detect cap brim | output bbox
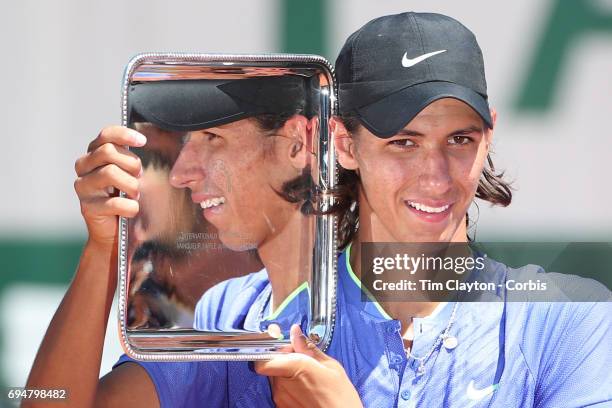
[355,81,492,138]
[129,79,255,131]
[129,76,312,132]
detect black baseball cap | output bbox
[128,75,316,132]
[336,12,492,138]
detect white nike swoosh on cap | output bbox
[401,49,447,68]
[466,380,499,401]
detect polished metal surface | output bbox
[118,53,338,361]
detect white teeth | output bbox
[200,197,225,209]
[408,201,450,214]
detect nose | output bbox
[417,148,452,196]
[169,140,205,189]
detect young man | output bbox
[256,12,611,407]
[25,12,610,408]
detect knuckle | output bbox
[294,362,314,381]
[99,165,111,178]
[80,201,92,217]
[99,142,115,156]
[101,163,119,178]
[73,178,82,194]
[74,157,83,174]
[294,368,309,381]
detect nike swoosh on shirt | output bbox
[401,50,447,67]
[466,380,499,401]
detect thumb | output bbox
[290,324,328,362]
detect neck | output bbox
[349,237,441,336]
[351,201,468,336]
[257,209,311,313]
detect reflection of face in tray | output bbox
[127,123,265,329]
[126,116,314,328]
[169,116,314,251]
[124,70,324,337]
[128,75,318,251]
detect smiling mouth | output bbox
[406,201,450,214]
[199,196,226,209]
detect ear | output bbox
[331,116,359,170]
[282,115,312,170]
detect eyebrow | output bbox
[396,129,425,137]
[448,125,484,136]
[204,126,223,132]
[396,125,484,137]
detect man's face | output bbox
[339,98,494,243]
[168,118,300,251]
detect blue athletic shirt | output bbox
[114,245,612,407]
[192,268,310,336]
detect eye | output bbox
[205,132,221,142]
[389,138,416,148]
[448,135,472,145]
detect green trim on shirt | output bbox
[263,281,310,321]
[345,242,393,320]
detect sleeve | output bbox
[113,354,229,408]
[534,302,612,407]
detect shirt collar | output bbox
[255,281,311,338]
[339,243,455,337]
[339,243,392,323]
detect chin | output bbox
[396,227,452,243]
[400,235,443,243]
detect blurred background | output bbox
[0,0,611,396]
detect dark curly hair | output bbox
[250,107,318,215]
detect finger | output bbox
[289,325,327,361]
[74,164,140,199]
[76,143,142,177]
[87,126,147,153]
[277,343,295,353]
[289,325,310,353]
[81,196,139,219]
[253,353,313,378]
